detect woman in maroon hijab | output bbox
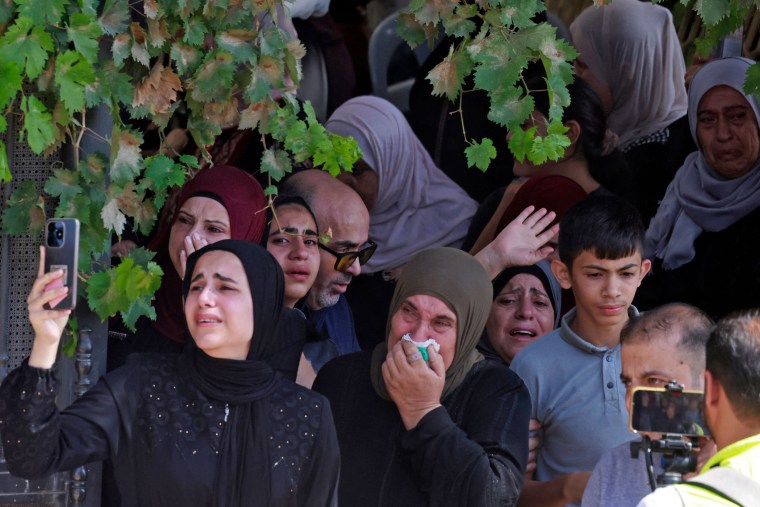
[109,165,268,366]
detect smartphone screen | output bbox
[43,218,80,310]
[629,387,710,438]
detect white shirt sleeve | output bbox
[636,486,685,507]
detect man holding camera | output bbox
[582,303,715,506]
[637,308,760,506]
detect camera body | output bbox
[629,382,709,490]
[43,218,80,310]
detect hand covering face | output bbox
[371,247,492,400]
[149,165,267,341]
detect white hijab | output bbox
[325,96,478,273]
[645,57,760,269]
[570,0,688,149]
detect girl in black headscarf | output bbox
[1,240,339,506]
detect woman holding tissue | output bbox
[313,247,531,506]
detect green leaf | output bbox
[261,148,292,181]
[190,51,235,103]
[54,50,97,113]
[313,133,362,176]
[488,87,534,129]
[0,17,54,79]
[120,295,157,331]
[0,140,10,182]
[0,60,21,110]
[143,154,187,208]
[465,137,497,172]
[443,4,478,38]
[395,12,427,47]
[87,257,163,323]
[99,0,130,36]
[183,16,208,46]
[695,0,730,25]
[44,168,82,201]
[67,12,102,64]
[19,95,55,154]
[187,116,222,150]
[507,124,536,163]
[110,127,144,184]
[264,184,278,196]
[170,42,202,76]
[13,0,67,25]
[3,179,46,234]
[744,62,760,97]
[216,29,257,62]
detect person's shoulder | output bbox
[635,485,685,507]
[510,329,563,370]
[312,350,371,394]
[466,359,526,395]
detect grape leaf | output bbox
[183,16,208,46]
[143,154,187,208]
[3,179,45,234]
[744,62,760,97]
[130,22,151,67]
[99,0,130,36]
[695,0,730,25]
[170,42,202,76]
[44,168,82,201]
[261,148,292,181]
[67,12,102,63]
[13,0,67,25]
[110,127,144,184]
[102,197,127,235]
[119,295,157,331]
[465,137,497,172]
[19,95,55,154]
[0,140,10,182]
[217,29,257,62]
[395,12,428,47]
[0,17,54,79]
[507,124,536,162]
[190,51,235,103]
[0,60,21,110]
[133,62,182,115]
[428,46,473,101]
[112,33,131,67]
[54,50,97,113]
[264,184,278,196]
[147,18,170,48]
[239,100,276,131]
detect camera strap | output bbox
[686,467,760,507]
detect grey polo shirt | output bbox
[511,307,638,504]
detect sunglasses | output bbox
[318,240,377,273]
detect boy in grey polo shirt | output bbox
[512,196,652,506]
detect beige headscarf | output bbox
[570,0,688,150]
[370,248,492,401]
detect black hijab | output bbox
[179,239,284,507]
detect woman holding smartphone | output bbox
[0,240,340,506]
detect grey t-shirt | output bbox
[583,437,662,507]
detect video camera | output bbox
[628,382,710,491]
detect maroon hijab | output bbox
[148,165,267,342]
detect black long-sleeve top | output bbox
[313,351,530,506]
[0,354,340,506]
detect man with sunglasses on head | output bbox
[282,169,373,372]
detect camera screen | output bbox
[630,388,710,438]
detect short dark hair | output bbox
[706,308,760,423]
[558,195,645,268]
[621,303,714,384]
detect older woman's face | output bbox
[184,250,253,360]
[169,197,231,275]
[266,204,320,308]
[387,294,457,369]
[486,273,555,364]
[697,85,760,179]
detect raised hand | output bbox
[27,247,72,369]
[475,206,559,279]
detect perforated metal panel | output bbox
[0,97,60,373]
